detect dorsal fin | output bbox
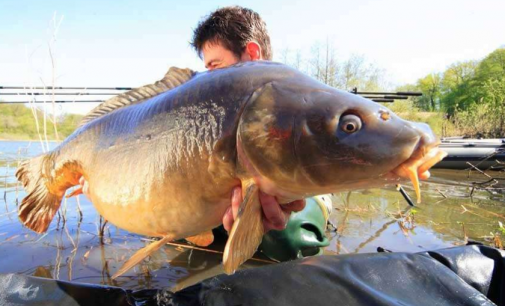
[79,67,196,126]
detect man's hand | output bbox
[78,176,90,198]
[222,186,306,233]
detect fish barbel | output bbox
[15,61,446,276]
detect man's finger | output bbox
[231,186,241,220]
[82,181,89,196]
[259,191,286,230]
[222,206,233,232]
[78,176,90,197]
[263,210,290,232]
[280,199,306,213]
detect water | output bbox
[1,140,504,291]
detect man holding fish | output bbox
[17,5,446,277]
[192,6,323,236]
[79,6,315,236]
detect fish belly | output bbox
[82,136,235,238]
[91,191,230,238]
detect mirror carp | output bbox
[15,61,446,277]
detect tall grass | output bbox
[387,99,504,138]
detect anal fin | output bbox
[112,235,173,279]
[223,179,264,274]
[185,230,214,247]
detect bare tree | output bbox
[279,47,290,65]
[281,39,388,92]
[336,54,386,91]
[293,49,303,71]
[310,42,323,81]
[309,40,339,87]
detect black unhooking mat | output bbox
[0,245,503,306]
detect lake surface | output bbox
[1,140,504,291]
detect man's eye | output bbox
[208,63,218,70]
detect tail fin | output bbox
[16,155,64,233]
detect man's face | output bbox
[202,40,256,70]
[202,41,240,70]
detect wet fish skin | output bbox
[237,77,433,200]
[17,62,295,237]
[15,61,443,274]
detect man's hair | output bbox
[191,6,273,61]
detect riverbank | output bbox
[0,104,82,142]
[0,134,61,142]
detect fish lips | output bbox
[385,124,448,203]
[388,141,448,182]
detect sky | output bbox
[0,0,504,114]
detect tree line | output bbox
[0,104,82,140]
[407,48,505,138]
[2,46,503,140]
[279,40,388,92]
[280,42,505,138]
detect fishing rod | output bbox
[362,95,409,100]
[0,86,132,90]
[0,100,105,104]
[351,88,422,96]
[0,86,129,104]
[0,98,399,104]
[0,86,121,103]
[0,97,400,104]
[350,87,422,103]
[0,86,128,103]
[369,98,394,103]
[0,92,122,96]
[0,86,423,104]
[355,91,422,96]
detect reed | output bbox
[21,13,65,149]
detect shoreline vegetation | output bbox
[0,104,82,141]
[1,47,504,141]
[283,45,505,139]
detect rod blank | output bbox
[363,95,409,100]
[371,98,394,103]
[355,91,422,96]
[0,100,105,104]
[0,92,121,96]
[0,86,132,90]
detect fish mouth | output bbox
[387,140,447,203]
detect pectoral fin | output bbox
[185,230,214,247]
[223,179,264,274]
[112,235,173,279]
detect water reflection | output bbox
[325,170,504,256]
[0,140,504,291]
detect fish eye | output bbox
[340,114,362,134]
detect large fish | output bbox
[16,61,446,276]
